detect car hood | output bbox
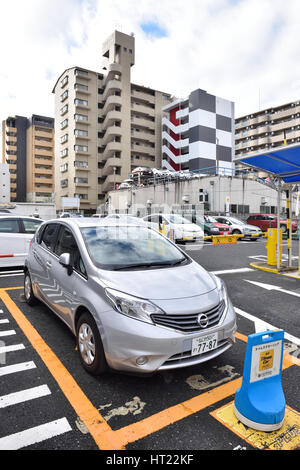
[244,224,260,231]
[97,261,216,300]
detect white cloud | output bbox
[1,0,300,123]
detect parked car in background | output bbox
[185,214,220,236]
[143,213,204,243]
[24,218,236,375]
[214,216,262,240]
[131,167,153,184]
[59,212,83,218]
[91,214,108,218]
[0,216,43,268]
[204,216,231,236]
[247,214,297,233]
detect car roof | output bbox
[0,214,43,220]
[42,217,146,228]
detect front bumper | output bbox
[97,300,237,374]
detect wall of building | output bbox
[108,176,293,217]
[0,163,10,203]
[7,202,56,220]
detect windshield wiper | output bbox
[112,258,186,271]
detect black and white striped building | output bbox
[162,88,235,173]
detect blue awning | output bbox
[235,143,300,183]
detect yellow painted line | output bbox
[3,286,23,291]
[211,403,300,450]
[250,263,300,279]
[0,289,113,450]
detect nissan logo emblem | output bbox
[197,314,209,329]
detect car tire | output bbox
[76,312,107,375]
[232,229,241,235]
[24,271,38,306]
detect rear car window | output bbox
[23,219,43,234]
[0,218,20,233]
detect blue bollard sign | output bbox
[234,330,286,432]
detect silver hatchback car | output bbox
[24,219,237,375]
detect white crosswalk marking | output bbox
[0,418,72,450]
[0,330,16,338]
[0,320,9,324]
[0,385,51,408]
[0,343,25,354]
[0,361,36,377]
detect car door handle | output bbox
[46,261,52,268]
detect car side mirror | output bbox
[59,253,73,275]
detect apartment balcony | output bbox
[131,129,155,143]
[74,181,90,188]
[99,173,120,193]
[34,140,53,149]
[34,167,53,174]
[34,129,53,139]
[131,89,155,105]
[34,176,54,185]
[102,79,123,102]
[33,186,54,193]
[100,157,123,177]
[74,83,90,95]
[103,63,122,86]
[271,118,300,133]
[131,142,155,157]
[131,156,156,167]
[102,141,122,161]
[101,126,122,146]
[102,94,122,116]
[34,149,53,158]
[34,157,53,167]
[131,101,155,117]
[101,109,122,132]
[75,69,91,81]
[131,115,155,131]
[9,163,17,171]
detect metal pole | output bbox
[277,185,281,271]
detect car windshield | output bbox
[205,216,218,223]
[167,215,191,224]
[81,225,187,270]
[228,218,245,225]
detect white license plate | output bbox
[191,333,218,356]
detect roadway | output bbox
[0,238,299,452]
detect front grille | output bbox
[151,300,225,333]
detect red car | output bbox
[247,214,297,233]
[204,215,232,235]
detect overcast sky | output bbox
[1,0,300,123]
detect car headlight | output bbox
[105,288,163,324]
[211,274,228,306]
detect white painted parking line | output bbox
[0,320,9,324]
[235,307,300,346]
[0,330,16,338]
[0,385,51,408]
[0,344,25,354]
[0,273,24,278]
[0,270,23,275]
[0,361,36,377]
[211,268,254,275]
[0,418,72,450]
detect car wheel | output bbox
[24,271,38,306]
[250,238,258,242]
[76,312,107,375]
[232,229,241,235]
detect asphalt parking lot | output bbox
[0,238,299,452]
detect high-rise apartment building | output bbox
[52,30,171,213]
[235,99,300,158]
[0,163,10,203]
[1,115,54,202]
[162,89,235,173]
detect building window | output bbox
[61,134,68,144]
[74,145,88,152]
[74,83,88,91]
[60,163,68,173]
[60,105,68,116]
[61,90,68,102]
[74,161,88,168]
[74,177,88,184]
[61,76,68,88]
[60,119,68,130]
[74,193,88,200]
[74,129,88,137]
[61,148,68,158]
[74,113,88,122]
[61,179,68,188]
[74,99,88,107]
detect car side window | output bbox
[22,219,42,234]
[40,224,59,252]
[0,218,20,233]
[54,226,87,277]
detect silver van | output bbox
[24,219,236,375]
